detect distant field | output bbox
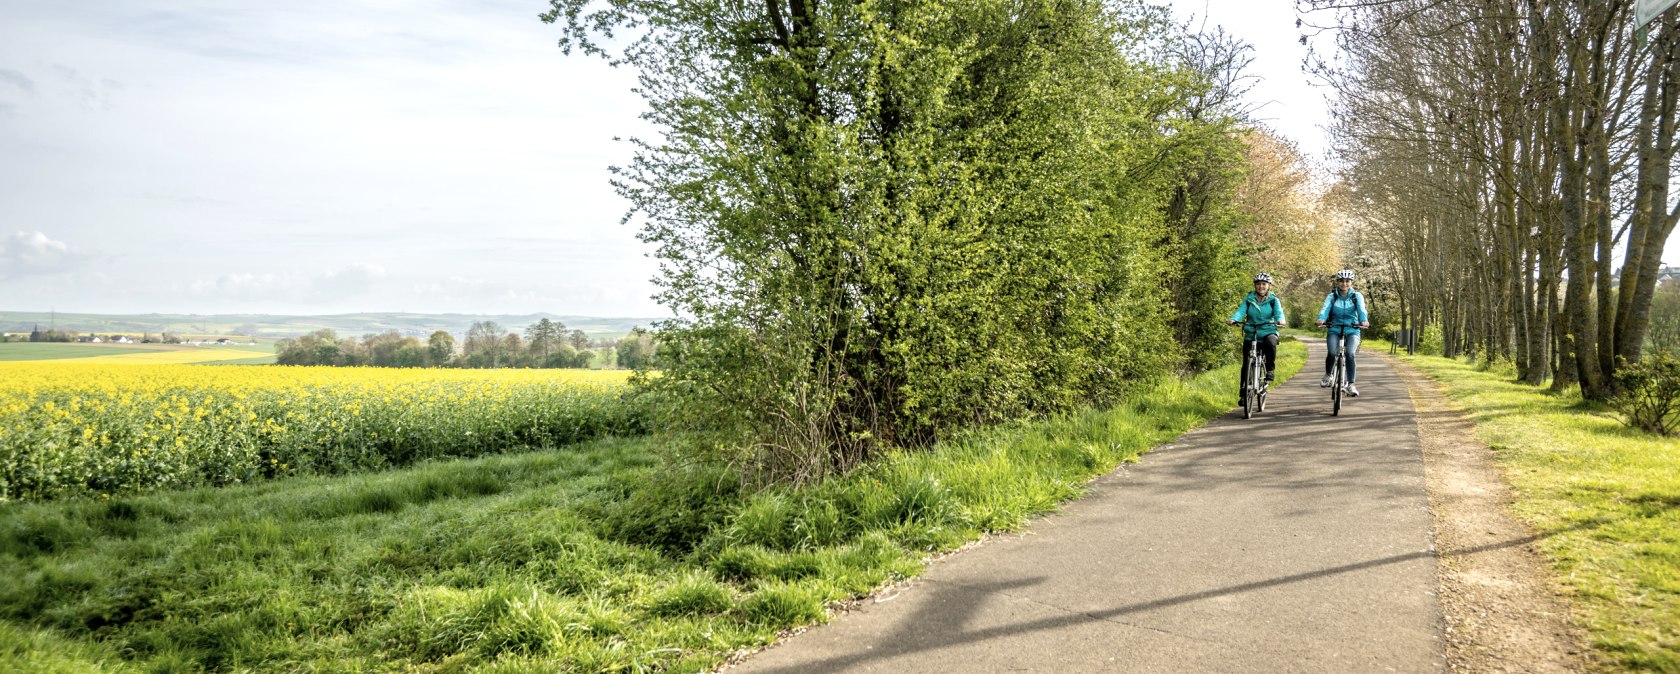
[0,342,275,364]
[0,343,173,362]
[0,311,662,340]
[202,355,280,366]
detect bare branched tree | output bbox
[1300,0,1680,399]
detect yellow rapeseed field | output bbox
[0,363,641,501]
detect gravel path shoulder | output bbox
[1384,351,1596,672]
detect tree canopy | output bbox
[546,0,1267,481]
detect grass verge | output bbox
[1397,353,1680,671]
[0,342,1303,672]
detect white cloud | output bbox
[186,271,300,298]
[411,275,543,305]
[0,230,94,280]
[47,64,118,112]
[0,69,35,94]
[186,263,387,303]
[312,262,386,298]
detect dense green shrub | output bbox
[1612,353,1680,436]
[547,0,1252,483]
[1418,323,1445,356]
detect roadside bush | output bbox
[1612,353,1680,436]
[560,0,1247,484]
[1418,323,1444,356]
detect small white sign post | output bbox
[1639,0,1680,30]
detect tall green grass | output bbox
[1400,353,1680,671]
[0,342,1303,672]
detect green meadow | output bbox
[0,341,1304,672]
[0,342,277,365]
[1400,353,1680,671]
[0,343,174,362]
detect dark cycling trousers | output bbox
[1242,334,1279,381]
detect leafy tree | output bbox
[1648,283,1680,355]
[616,327,658,370]
[275,329,345,366]
[525,318,565,364]
[391,343,429,368]
[1232,129,1340,284]
[427,330,455,366]
[546,0,1252,482]
[501,333,528,367]
[362,330,421,367]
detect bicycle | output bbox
[1233,321,1280,419]
[1320,322,1366,416]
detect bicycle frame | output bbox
[1238,323,1270,419]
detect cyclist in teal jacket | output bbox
[1315,269,1370,396]
[1228,273,1285,384]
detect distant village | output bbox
[0,325,253,346]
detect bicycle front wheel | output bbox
[1331,360,1343,416]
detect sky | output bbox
[0,0,1328,317]
[1165,0,1333,161]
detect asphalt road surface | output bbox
[731,339,1446,673]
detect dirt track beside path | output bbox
[1385,351,1595,672]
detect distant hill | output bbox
[0,311,666,340]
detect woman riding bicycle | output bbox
[1228,273,1285,384]
[1316,269,1371,397]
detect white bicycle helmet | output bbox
[1253,272,1273,283]
[1335,269,1355,280]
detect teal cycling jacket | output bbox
[1230,291,1285,339]
[1317,289,1369,332]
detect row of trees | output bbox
[1304,0,1680,400]
[458,319,598,368]
[274,319,625,369]
[545,0,1276,481]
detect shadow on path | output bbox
[748,516,1608,674]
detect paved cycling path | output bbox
[731,340,1446,673]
